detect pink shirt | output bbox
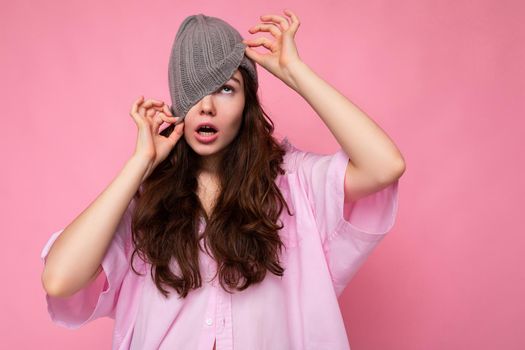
[41,137,399,349]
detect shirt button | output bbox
[206,318,213,326]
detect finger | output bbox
[156,104,178,123]
[140,102,161,116]
[259,14,290,31]
[159,112,178,123]
[243,37,275,53]
[146,107,158,119]
[130,95,144,115]
[142,99,164,108]
[162,103,174,117]
[157,113,177,134]
[140,100,164,118]
[153,113,164,132]
[158,115,180,134]
[172,118,185,127]
[130,96,146,123]
[248,23,282,38]
[242,41,267,64]
[169,120,185,142]
[283,9,300,33]
[142,106,160,120]
[153,112,163,124]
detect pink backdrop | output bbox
[2,0,524,349]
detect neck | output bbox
[199,149,225,175]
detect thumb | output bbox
[168,122,184,144]
[244,46,263,66]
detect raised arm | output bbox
[41,155,149,297]
[243,10,406,202]
[42,96,184,297]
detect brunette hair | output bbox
[128,66,293,299]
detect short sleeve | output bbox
[291,142,399,297]
[40,200,135,329]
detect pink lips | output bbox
[194,130,219,144]
[195,122,219,144]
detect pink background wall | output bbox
[2,0,523,349]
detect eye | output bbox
[218,84,235,94]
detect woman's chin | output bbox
[190,143,223,156]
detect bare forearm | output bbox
[287,61,405,180]
[42,155,150,297]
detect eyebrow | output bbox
[229,76,242,86]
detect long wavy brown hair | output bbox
[128,66,294,299]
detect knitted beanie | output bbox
[168,14,258,122]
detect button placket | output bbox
[215,289,224,334]
[203,281,217,331]
[215,289,233,349]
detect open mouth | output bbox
[194,124,219,144]
[196,125,218,136]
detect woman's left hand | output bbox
[242,9,303,90]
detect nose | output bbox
[198,94,216,116]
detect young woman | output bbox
[41,10,405,350]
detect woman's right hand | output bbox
[129,95,184,180]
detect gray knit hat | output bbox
[168,14,258,122]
